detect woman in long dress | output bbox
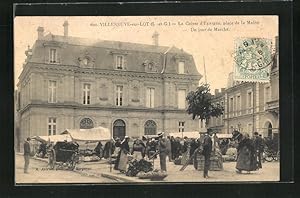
[132,139,145,161]
[235,133,258,173]
[118,136,130,173]
[113,138,121,170]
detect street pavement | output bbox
[15,154,116,184]
[15,154,279,183]
[79,158,280,182]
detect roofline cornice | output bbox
[18,62,201,82]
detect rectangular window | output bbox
[233,96,236,116]
[247,91,253,108]
[49,49,57,63]
[177,89,186,109]
[178,61,185,74]
[48,80,57,103]
[116,85,123,106]
[229,98,233,112]
[237,95,241,115]
[83,83,91,105]
[146,88,155,108]
[179,121,185,132]
[116,55,124,69]
[48,117,56,135]
[247,90,253,114]
[265,86,271,103]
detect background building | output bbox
[15,21,202,150]
[208,37,279,138]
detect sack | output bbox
[197,145,204,155]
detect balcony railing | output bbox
[266,99,279,112]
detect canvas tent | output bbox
[168,131,232,139]
[169,131,200,139]
[61,126,111,142]
[31,134,72,143]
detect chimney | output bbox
[63,20,69,37]
[221,88,225,93]
[215,89,219,96]
[152,31,159,46]
[37,26,44,40]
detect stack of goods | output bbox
[222,147,237,162]
[126,159,153,177]
[195,150,223,171]
[79,149,100,162]
[174,156,182,165]
[81,155,100,162]
[137,169,168,181]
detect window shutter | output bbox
[45,48,49,63]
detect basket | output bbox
[137,171,168,180]
[195,154,223,171]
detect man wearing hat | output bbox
[157,132,167,172]
[23,137,31,173]
[253,132,264,169]
[202,130,213,178]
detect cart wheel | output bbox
[69,153,77,170]
[264,151,273,162]
[48,149,56,170]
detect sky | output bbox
[14,16,278,91]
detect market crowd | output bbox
[27,129,274,179]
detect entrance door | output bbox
[267,122,273,138]
[113,119,126,140]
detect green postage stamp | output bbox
[233,37,273,82]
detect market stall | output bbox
[31,134,73,158]
[61,126,111,162]
[168,131,200,139]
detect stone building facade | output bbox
[15,21,202,149]
[208,37,279,138]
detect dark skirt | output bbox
[236,146,257,171]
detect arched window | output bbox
[80,118,94,129]
[144,120,157,135]
[113,119,126,140]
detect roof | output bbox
[27,33,201,76]
[43,34,188,54]
[61,126,111,142]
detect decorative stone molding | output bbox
[77,50,95,68]
[142,60,158,73]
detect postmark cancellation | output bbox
[233,37,273,83]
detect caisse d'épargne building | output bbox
[15,21,202,149]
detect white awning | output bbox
[61,126,111,142]
[168,131,232,139]
[31,134,72,143]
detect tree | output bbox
[186,84,224,123]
